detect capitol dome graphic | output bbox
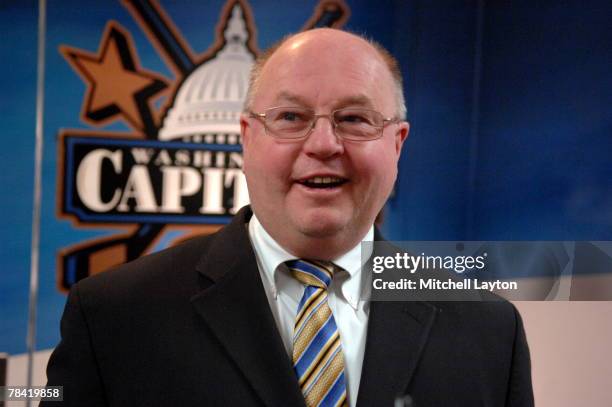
[159,4,255,144]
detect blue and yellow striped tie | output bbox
[286,259,348,407]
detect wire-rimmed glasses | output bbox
[249,106,398,141]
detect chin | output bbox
[294,210,349,238]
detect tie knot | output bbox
[285,259,336,289]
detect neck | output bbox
[268,224,371,261]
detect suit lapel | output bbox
[191,208,306,407]
[356,300,437,405]
[356,231,438,406]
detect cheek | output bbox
[244,142,296,190]
[382,156,399,188]
[359,152,399,204]
[359,145,399,183]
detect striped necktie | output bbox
[286,259,348,407]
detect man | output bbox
[44,29,533,406]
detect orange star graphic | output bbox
[60,22,168,134]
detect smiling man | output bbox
[239,29,408,406]
[44,29,533,407]
[241,29,408,260]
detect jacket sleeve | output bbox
[505,305,535,407]
[41,284,107,407]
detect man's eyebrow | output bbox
[276,92,310,106]
[275,92,374,109]
[335,95,374,109]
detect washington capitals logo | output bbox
[56,0,350,292]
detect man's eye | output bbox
[342,115,363,122]
[280,112,298,121]
[338,114,370,124]
[276,111,307,122]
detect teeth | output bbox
[307,176,343,184]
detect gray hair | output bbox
[243,30,407,121]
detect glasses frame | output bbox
[248,106,399,141]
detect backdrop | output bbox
[1,0,610,364]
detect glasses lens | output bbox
[333,108,384,140]
[265,107,313,138]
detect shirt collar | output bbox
[248,213,373,310]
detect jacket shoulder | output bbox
[75,232,216,304]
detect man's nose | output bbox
[302,115,344,158]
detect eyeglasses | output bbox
[249,106,398,141]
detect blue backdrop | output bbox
[1,0,611,355]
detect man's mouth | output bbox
[297,176,348,189]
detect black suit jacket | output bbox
[44,206,533,406]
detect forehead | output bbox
[254,32,396,112]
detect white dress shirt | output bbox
[248,214,372,407]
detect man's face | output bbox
[241,30,409,259]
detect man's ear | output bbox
[395,121,410,156]
[240,113,251,149]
